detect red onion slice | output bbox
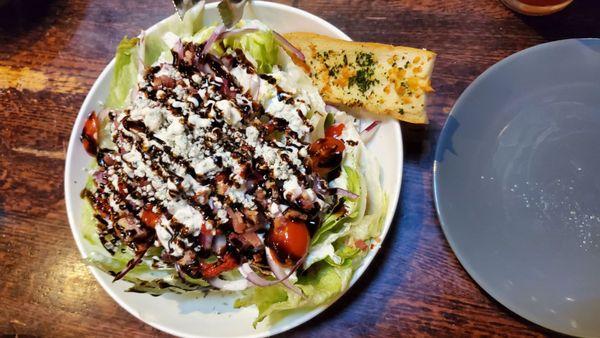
[93,170,107,185]
[201,63,215,76]
[360,120,381,143]
[334,188,359,200]
[202,25,226,56]
[265,247,303,297]
[238,263,280,287]
[238,250,306,288]
[361,120,381,133]
[219,28,259,40]
[200,232,213,251]
[137,30,146,75]
[208,277,250,291]
[174,39,185,60]
[220,77,238,99]
[325,104,340,113]
[248,74,261,100]
[273,31,305,61]
[212,235,227,255]
[312,177,329,196]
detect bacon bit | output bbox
[243,209,260,225]
[298,193,314,211]
[215,172,229,195]
[102,153,116,166]
[254,188,269,208]
[355,239,368,251]
[152,75,177,88]
[153,75,176,89]
[252,252,264,265]
[227,208,246,233]
[228,232,261,251]
[184,50,194,64]
[308,137,345,176]
[194,189,210,205]
[81,111,99,156]
[117,182,128,195]
[140,205,161,228]
[200,253,238,279]
[92,196,111,219]
[283,208,308,221]
[177,250,196,266]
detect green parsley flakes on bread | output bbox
[284,32,436,124]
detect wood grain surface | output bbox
[1,0,598,336]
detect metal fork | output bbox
[172,0,248,27]
[171,0,203,20]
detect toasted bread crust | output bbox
[283,32,436,124]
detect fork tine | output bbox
[172,0,202,20]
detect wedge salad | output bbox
[80,4,386,325]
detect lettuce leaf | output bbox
[105,37,139,109]
[234,262,352,326]
[105,2,205,109]
[224,30,279,73]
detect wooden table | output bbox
[1,0,597,336]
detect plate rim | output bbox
[64,1,403,337]
[433,38,600,336]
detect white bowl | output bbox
[64,2,403,337]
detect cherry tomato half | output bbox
[140,205,162,228]
[200,253,238,279]
[81,111,99,156]
[267,217,310,265]
[325,123,345,138]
